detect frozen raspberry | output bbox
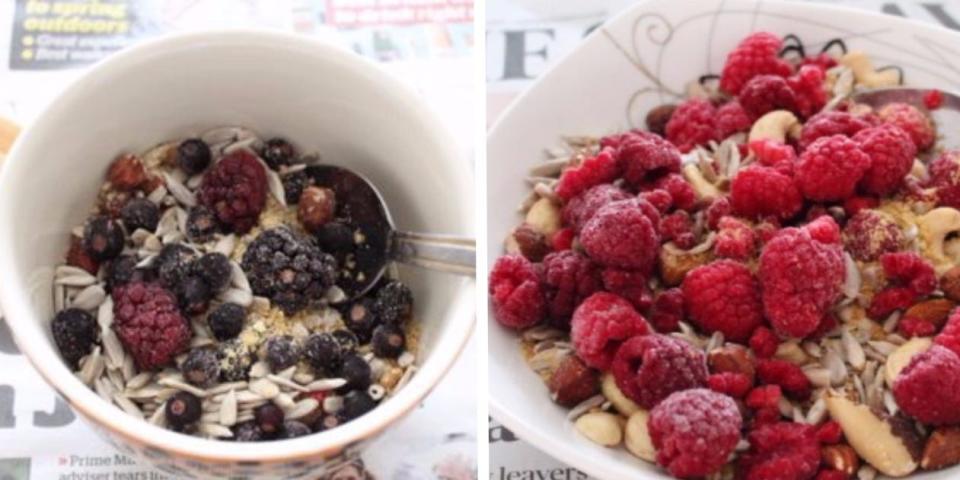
[731,165,802,220]
[749,140,796,172]
[648,389,742,478]
[738,75,798,119]
[843,196,880,217]
[801,53,837,71]
[716,100,753,138]
[651,173,697,212]
[868,287,917,320]
[489,255,545,329]
[757,359,812,400]
[551,227,574,251]
[853,124,916,196]
[841,209,905,261]
[750,326,779,358]
[752,407,782,426]
[808,313,839,341]
[927,150,960,209]
[720,32,793,95]
[759,219,845,338]
[787,65,827,119]
[541,251,601,324]
[570,292,651,370]
[799,111,871,150]
[746,384,782,409]
[612,334,707,408]
[935,308,960,358]
[816,420,843,444]
[649,288,684,332]
[555,149,621,201]
[581,199,660,271]
[715,216,757,260]
[601,268,653,311]
[665,98,719,153]
[738,422,820,480]
[198,149,267,234]
[805,214,842,244]
[683,260,763,342]
[795,135,871,201]
[925,89,945,109]
[877,102,935,151]
[112,282,191,370]
[815,470,848,480]
[892,345,960,425]
[899,316,938,339]
[561,184,630,232]
[659,211,696,249]
[706,197,732,230]
[613,130,682,187]
[639,189,673,214]
[881,252,936,296]
[754,220,780,244]
[708,372,753,398]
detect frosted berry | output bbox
[82,216,125,262]
[373,280,414,325]
[241,227,337,315]
[554,149,621,201]
[648,389,742,478]
[731,165,802,220]
[877,102,935,151]
[651,173,697,212]
[371,324,405,358]
[853,124,916,196]
[181,348,221,388]
[665,98,719,153]
[749,326,779,358]
[649,288,684,332]
[207,303,245,341]
[612,130,681,187]
[720,32,793,95]
[580,198,660,271]
[198,149,267,234]
[738,74,798,118]
[112,282,191,370]
[570,292,651,370]
[892,345,960,425]
[339,391,378,421]
[185,205,220,242]
[120,198,160,232]
[193,252,232,293]
[339,354,372,392]
[541,250,601,324]
[795,135,870,202]
[165,392,202,428]
[611,334,707,409]
[716,100,752,138]
[304,333,343,374]
[561,184,630,232]
[264,335,301,372]
[176,138,211,175]
[738,422,820,480]
[757,358,812,400]
[682,260,763,342]
[51,308,98,368]
[261,137,296,170]
[715,216,757,260]
[489,254,545,329]
[842,209,905,261]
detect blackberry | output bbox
[264,335,301,372]
[82,216,125,261]
[156,243,196,288]
[331,329,359,352]
[254,403,285,436]
[185,205,220,242]
[241,227,337,315]
[371,324,405,359]
[280,421,311,439]
[105,255,146,291]
[233,421,263,442]
[176,275,212,315]
[343,298,379,343]
[282,170,313,205]
[339,354,371,392]
[177,138,212,175]
[181,348,220,387]
[120,198,160,232]
[193,252,232,293]
[314,221,354,253]
[261,138,296,170]
[303,333,343,374]
[217,339,255,381]
[374,281,413,324]
[51,308,98,368]
[338,391,377,421]
[165,392,202,427]
[208,303,246,341]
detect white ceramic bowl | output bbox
[0,30,474,479]
[488,1,960,478]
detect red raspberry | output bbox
[738,75,798,119]
[867,287,917,320]
[755,219,780,244]
[757,359,812,400]
[720,32,793,95]
[541,251,601,324]
[738,423,821,480]
[750,326,779,358]
[659,211,696,249]
[555,149,621,201]
[648,389,742,478]
[612,334,707,408]
[731,165,802,220]
[651,173,697,211]
[749,140,796,172]
[570,292,651,370]
[843,196,879,216]
[717,100,752,138]
[715,216,757,260]
[841,209,905,261]
[581,199,660,271]
[665,98,719,153]
[708,372,753,398]
[198,150,267,234]
[787,65,827,119]
[801,53,837,70]
[683,260,763,342]
[746,384,782,409]
[551,227,574,251]
[881,252,937,296]
[601,268,653,311]
[799,111,871,150]
[853,124,916,196]
[804,215,842,244]
[561,184,630,232]
[898,316,938,339]
[927,150,960,209]
[489,255,545,329]
[816,420,843,444]
[112,282,191,370]
[795,135,871,202]
[759,219,845,338]
[935,308,960,358]
[752,407,782,426]
[892,345,960,425]
[614,130,682,187]
[808,313,839,341]
[639,189,673,214]
[877,102,935,151]
[649,288,684,332]
[816,470,848,480]
[925,89,945,109]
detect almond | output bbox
[708,344,756,382]
[885,337,933,388]
[941,266,960,302]
[822,444,860,476]
[548,356,599,408]
[921,426,960,470]
[107,153,147,191]
[825,395,918,477]
[903,298,955,329]
[601,372,640,416]
[658,244,713,286]
[574,411,622,447]
[624,409,656,462]
[525,197,561,237]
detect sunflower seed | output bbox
[521,326,566,342]
[219,390,237,426]
[802,341,822,359]
[56,265,93,279]
[163,172,196,207]
[285,398,319,420]
[157,378,206,397]
[221,288,252,307]
[207,382,247,396]
[325,286,347,304]
[201,126,258,152]
[803,367,832,388]
[121,354,136,381]
[566,394,604,420]
[842,328,866,370]
[174,207,188,235]
[304,378,347,391]
[866,341,896,356]
[265,167,286,207]
[705,331,724,352]
[155,388,180,403]
[235,390,265,403]
[806,398,826,424]
[842,252,861,300]
[101,328,124,369]
[135,254,157,269]
[124,386,165,400]
[78,348,104,386]
[882,311,901,333]
[249,378,279,399]
[214,235,237,257]
[199,423,233,438]
[883,390,899,416]
[792,405,805,423]
[148,404,167,427]
[55,284,65,312]
[528,158,570,177]
[267,374,307,393]
[293,371,315,385]
[56,273,97,287]
[94,377,114,401]
[249,361,269,379]
[274,393,296,410]
[113,393,144,419]
[126,372,153,390]
[822,348,847,386]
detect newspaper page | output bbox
[486,0,960,478]
[0,1,475,479]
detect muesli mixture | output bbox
[51,127,417,441]
[491,32,960,479]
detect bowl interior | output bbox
[487,0,960,478]
[0,31,474,460]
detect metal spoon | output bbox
[305,164,475,299]
[850,87,960,149]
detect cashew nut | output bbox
[748,110,801,143]
[917,207,960,274]
[624,410,656,462]
[525,197,561,237]
[602,373,640,416]
[574,411,623,447]
[840,51,900,88]
[682,163,721,201]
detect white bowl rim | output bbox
[0,28,476,462]
[487,1,960,479]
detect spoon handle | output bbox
[390,231,475,276]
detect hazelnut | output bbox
[107,153,147,191]
[941,266,960,302]
[645,104,676,136]
[822,444,860,476]
[922,426,960,470]
[512,223,549,262]
[298,186,336,232]
[658,243,713,286]
[548,356,599,408]
[708,344,756,382]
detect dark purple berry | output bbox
[280,421,311,439]
[181,348,220,388]
[208,303,245,341]
[338,391,377,421]
[193,252,232,293]
[82,216,125,261]
[338,354,371,392]
[261,138,295,170]
[264,335,301,372]
[185,205,220,242]
[254,403,285,436]
[282,170,313,205]
[303,333,342,374]
[233,421,263,442]
[156,243,195,288]
[165,392,202,427]
[315,221,354,253]
[241,227,337,315]
[344,298,379,343]
[177,138,211,175]
[51,308,97,368]
[371,324,405,359]
[374,281,413,324]
[177,275,212,315]
[106,255,146,291]
[120,198,160,232]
